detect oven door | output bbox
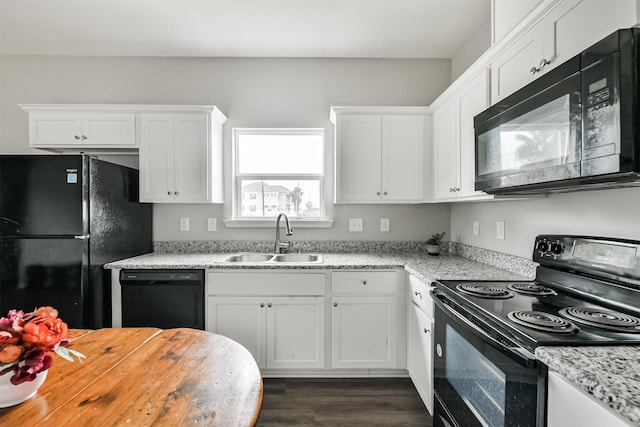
[474,58,582,194]
[432,290,546,427]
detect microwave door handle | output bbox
[433,292,537,368]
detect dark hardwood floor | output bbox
[256,378,433,426]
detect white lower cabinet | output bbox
[206,272,325,370]
[330,271,405,370]
[547,371,631,427]
[407,274,434,414]
[331,295,397,369]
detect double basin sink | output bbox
[222,253,323,264]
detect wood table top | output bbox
[0,328,263,426]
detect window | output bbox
[234,128,325,219]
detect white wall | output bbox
[0,55,452,242]
[450,187,640,258]
[451,16,491,81]
[492,0,542,43]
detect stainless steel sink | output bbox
[220,253,323,264]
[272,253,322,263]
[222,253,275,263]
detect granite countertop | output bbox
[104,252,530,283]
[536,346,640,426]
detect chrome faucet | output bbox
[274,213,293,253]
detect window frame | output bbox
[232,128,326,221]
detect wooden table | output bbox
[0,328,263,426]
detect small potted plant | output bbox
[426,232,446,256]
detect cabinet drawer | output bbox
[207,272,325,296]
[409,275,433,319]
[331,271,397,294]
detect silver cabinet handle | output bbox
[383,191,388,196]
[74,135,81,140]
[167,191,172,195]
[81,135,87,140]
[267,302,272,308]
[333,302,338,307]
[362,280,367,285]
[530,58,551,74]
[376,191,381,196]
[175,191,179,195]
[260,303,265,308]
[423,328,430,334]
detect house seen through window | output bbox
[234,128,325,219]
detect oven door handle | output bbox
[432,290,537,368]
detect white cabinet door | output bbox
[173,114,210,203]
[433,99,459,200]
[457,69,489,198]
[547,371,631,427]
[408,306,434,415]
[139,114,175,202]
[81,114,135,146]
[543,0,637,69]
[266,296,325,369]
[335,114,382,202]
[491,23,546,102]
[382,115,425,202]
[28,112,135,147]
[139,113,213,203]
[331,295,397,369]
[207,296,267,369]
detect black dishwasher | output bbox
[119,270,205,330]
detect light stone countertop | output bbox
[104,251,531,283]
[536,346,640,426]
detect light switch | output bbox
[496,221,505,240]
[179,217,190,232]
[380,218,390,232]
[473,221,479,236]
[349,218,363,232]
[207,218,217,232]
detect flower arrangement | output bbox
[0,307,85,385]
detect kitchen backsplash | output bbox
[449,241,537,278]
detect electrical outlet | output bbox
[207,217,217,232]
[473,221,479,236]
[179,217,190,232]
[380,218,390,232]
[496,221,505,240]
[349,218,363,232]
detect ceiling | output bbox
[0,0,491,58]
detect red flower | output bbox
[21,316,68,352]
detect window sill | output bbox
[223,218,334,229]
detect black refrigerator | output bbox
[0,154,152,328]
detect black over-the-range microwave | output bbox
[474,27,640,195]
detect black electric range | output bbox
[434,235,640,354]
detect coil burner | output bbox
[507,311,578,333]
[558,307,640,333]
[456,283,514,299]
[507,283,557,296]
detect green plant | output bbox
[427,232,446,246]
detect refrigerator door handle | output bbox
[74,235,90,240]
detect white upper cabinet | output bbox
[21,105,136,150]
[139,106,226,203]
[331,106,429,204]
[491,0,637,102]
[433,69,491,201]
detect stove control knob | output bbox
[550,242,564,255]
[536,241,549,252]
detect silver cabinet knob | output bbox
[333,302,338,307]
[376,191,381,196]
[175,191,179,195]
[260,303,265,308]
[81,135,87,140]
[167,191,172,195]
[267,302,272,308]
[383,191,388,196]
[423,328,430,334]
[362,280,367,285]
[74,135,80,140]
